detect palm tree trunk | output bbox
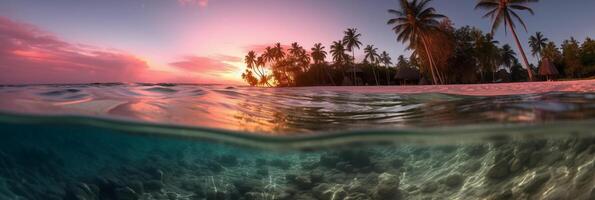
[325,65,336,86]
[506,16,534,81]
[420,36,439,85]
[385,65,390,85]
[352,52,356,86]
[372,64,379,86]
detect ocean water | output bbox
[0,83,594,200]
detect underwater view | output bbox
[0,83,594,200]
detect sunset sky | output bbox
[1,0,594,84]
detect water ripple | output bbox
[0,83,593,135]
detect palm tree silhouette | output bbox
[311,43,335,85]
[500,44,517,70]
[380,51,393,85]
[364,45,380,85]
[330,40,351,84]
[529,32,548,59]
[343,28,363,85]
[330,40,348,65]
[475,0,538,81]
[387,0,445,85]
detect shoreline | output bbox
[274,79,595,96]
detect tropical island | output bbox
[241,0,595,87]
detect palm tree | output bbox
[245,51,257,70]
[311,43,335,85]
[245,51,270,86]
[255,56,272,86]
[387,0,445,85]
[311,43,327,64]
[529,32,548,59]
[364,45,380,85]
[380,51,393,85]
[330,40,348,65]
[500,44,517,69]
[272,43,286,61]
[475,0,538,81]
[263,47,275,64]
[343,28,363,85]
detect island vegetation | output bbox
[242,0,595,87]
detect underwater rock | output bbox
[256,168,268,177]
[294,175,315,190]
[520,172,550,194]
[255,158,267,166]
[310,170,325,183]
[207,161,224,173]
[127,181,144,195]
[573,138,593,154]
[146,168,164,182]
[573,161,594,187]
[487,160,510,179]
[442,173,465,189]
[509,158,523,173]
[319,150,373,172]
[114,187,139,200]
[488,189,513,200]
[64,183,98,200]
[269,159,291,170]
[465,145,488,157]
[181,179,204,196]
[391,158,405,169]
[373,172,401,200]
[313,183,347,200]
[215,155,238,167]
[421,182,438,194]
[143,180,164,192]
[301,161,319,170]
[205,186,239,200]
[233,179,263,195]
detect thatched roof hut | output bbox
[394,66,420,81]
[538,58,559,76]
[345,66,363,73]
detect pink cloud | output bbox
[178,0,209,7]
[0,16,169,84]
[212,54,242,62]
[170,56,237,73]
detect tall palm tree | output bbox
[475,0,538,81]
[330,40,348,65]
[529,32,548,59]
[255,56,272,87]
[364,45,380,85]
[245,51,270,86]
[245,51,257,70]
[311,43,335,85]
[343,28,363,85]
[380,51,393,85]
[311,43,327,64]
[263,47,275,64]
[272,43,286,61]
[387,0,445,85]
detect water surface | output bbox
[0,83,594,200]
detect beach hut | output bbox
[538,58,559,81]
[394,66,420,85]
[343,67,364,85]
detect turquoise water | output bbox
[0,84,594,199]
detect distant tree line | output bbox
[241,0,595,87]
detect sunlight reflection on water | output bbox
[0,83,594,135]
